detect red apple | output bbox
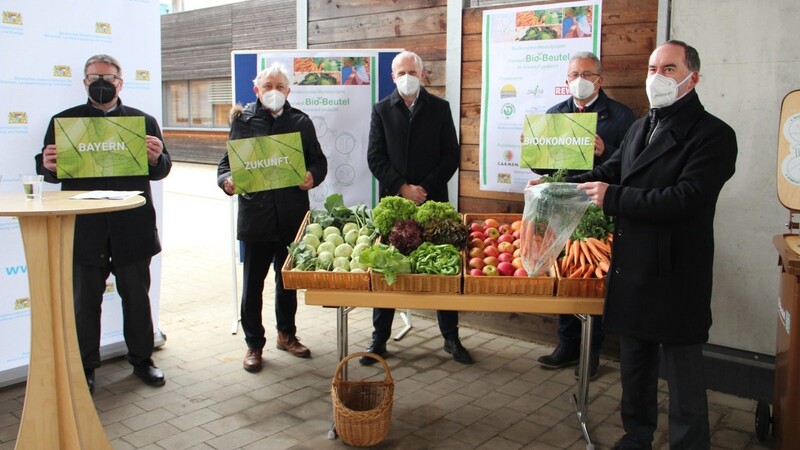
[512,257,524,269]
[469,257,485,270]
[498,252,514,264]
[482,265,499,276]
[470,231,486,241]
[513,248,522,258]
[469,247,485,259]
[512,230,521,239]
[513,267,529,277]
[469,238,485,250]
[470,222,484,233]
[497,261,515,276]
[485,227,500,239]
[483,237,497,248]
[484,245,500,258]
[497,234,515,244]
[498,224,511,235]
[512,238,521,249]
[469,268,484,276]
[483,256,498,267]
[484,218,500,229]
[497,241,514,254]
[511,220,523,232]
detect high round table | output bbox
[0,191,145,449]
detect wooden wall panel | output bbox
[308,6,448,46]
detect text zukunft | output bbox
[523,136,592,146]
[244,156,290,170]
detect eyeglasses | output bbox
[567,72,600,80]
[85,74,120,83]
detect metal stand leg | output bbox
[229,196,240,335]
[393,309,413,340]
[329,306,354,440]
[570,313,595,450]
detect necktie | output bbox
[577,106,585,113]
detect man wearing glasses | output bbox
[535,51,635,379]
[35,54,171,394]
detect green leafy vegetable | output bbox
[413,201,460,227]
[309,193,373,231]
[571,204,614,240]
[421,218,468,249]
[372,196,417,235]
[358,243,411,285]
[409,243,461,275]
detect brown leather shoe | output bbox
[243,348,263,372]
[276,332,311,358]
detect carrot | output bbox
[579,250,586,268]
[571,240,580,266]
[583,264,595,278]
[598,260,609,273]
[594,266,604,278]
[569,265,585,278]
[579,240,593,263]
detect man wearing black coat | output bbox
[565,41,738,449]
[363,51,472,365]
[36,54,171,393]
[536,52,636,379]
[218,62,327,373]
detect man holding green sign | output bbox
[35,54,171,393]
[217,62,327,372]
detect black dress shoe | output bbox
[537,344,579,369]
[359,340,387,365]
[85,369,95,395]
[133,363,166,386]
[574,351,600,380]
[444,337,474,364]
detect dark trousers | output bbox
[241,241,296,350]
[557,314,604,353]
[617,335,709,450]
[372,308,458,344]
[73,258,154,370]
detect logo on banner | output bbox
[2,11,23,25]
[4,265,27,276]
[136,70,151,81]
[96,22,111,34]
[497,173,512,184]
[502,103,515,118]
[500,84,517,98]
[105,282,116,294]
[8,112,28,124]
[53,65,72,78]
[14,297,30,310]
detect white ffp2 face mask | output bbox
[646,72,693,108]
[261,90,285,112]
[568,77,597,100]
[395,74,420,97]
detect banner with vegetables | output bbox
[520,112,597,170]
[55,117,148,178]
[480,0,602,192]
[226,132,306,193]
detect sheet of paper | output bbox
[70,190,143,200]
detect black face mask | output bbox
[88,80,117,104]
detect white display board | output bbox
[479,0,602,192]
[0,0,164,386]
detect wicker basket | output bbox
[331,352,394,447]
[370,272,462,294]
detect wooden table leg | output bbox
[16,215,111,449]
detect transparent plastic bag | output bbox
[520,182,592,277]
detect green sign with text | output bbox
[520,112,597,171]
[55,117,148,178]
[227,132,306,194]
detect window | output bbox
[163,78,231,128]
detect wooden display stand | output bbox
[0,191,145,449]
[763,89,800,448]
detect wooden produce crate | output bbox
[555,263,605,298]
[280,211,371,291]
[462,213,556,296]
[371,272,461,294]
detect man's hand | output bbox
[400,183,427,205]
[222,177,236,196]
[577,181,608,208]
[145,135,164,165]
[42,144,58,172]
[594,134,605,157]
[298,171,314,191]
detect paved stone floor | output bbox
[0,163,779,449]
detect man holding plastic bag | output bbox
[530,40,737,449]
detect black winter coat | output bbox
[217,100,327,244]
[367,87,459,202]
[568,91,737,344]
[35,99,171,267]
